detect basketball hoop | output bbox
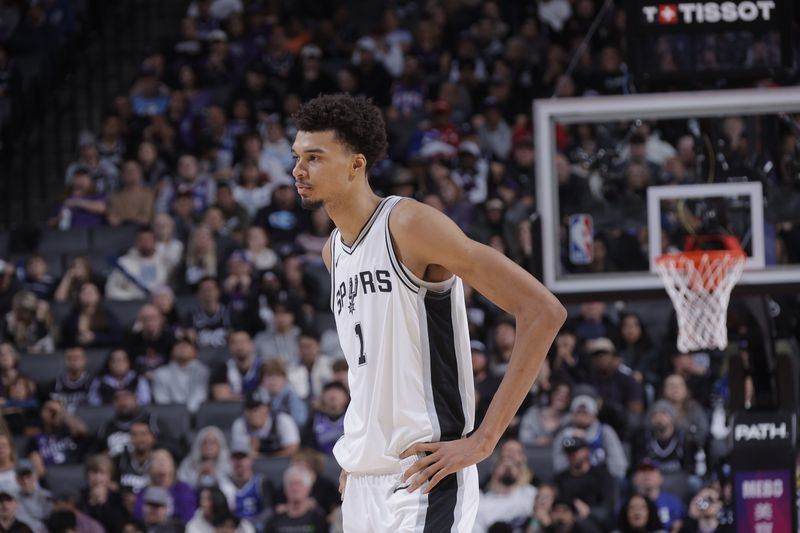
[655,236,745,353]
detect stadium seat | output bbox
[91,225,138,256]
[50,301,73,326]
[84,348,108,376]
[173,295,197,319]
[106,299,147,329]
[74,405,115,436]
[18,353,64,390]
[525,445,555,482]
[38,228,90,256]
[197,346,230,369]
[194,402,243,434]
[254,456,291,485]
[44,464,86,494]
[147,404,191,444]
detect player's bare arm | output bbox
[394,199,567,493]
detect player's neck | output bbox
[327,189,383,246]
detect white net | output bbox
[655,252,745,353]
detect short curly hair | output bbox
[293,94,388,172]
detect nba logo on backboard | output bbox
[569,214,594,265]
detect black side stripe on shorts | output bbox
[423,470,459,532]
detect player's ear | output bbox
[352,154,366,175]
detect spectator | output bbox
[583,337,644,437]
[80,454,130,532]
[180,226,220,291]
[634,400,706,478]
[295,208,333,264]
[156,154,216,216]
[351,37,392,107]
[211,330,262,401]
[50,346,93,409]
[0,343,21,397]
[48,490,105,533]
[0,290,54,354]
[550,329,589,386]
[472,340,501,426]
[99,389,158,458]
[2,376,38,436]
[26,399,89,475]
[221,251,255,319]
[150,286,182,332]
[477,96,512,160]
[474,457,537,533]
[0,435,17,489]
[519,381,572,447]
[186,486,251,533]
[88,348,151,406]
[152,214,184,280]
[53,256,106,304]
[177,427,231,492]
[15,460,51,531]
[215,184,250,244]
[50,168,108,230]
[553,395,628,479]
[243,227,279,275]
[490,316,516,376]
[152,339,209,413]
[260,359,308,428]
[60,281,123,348]
[280,449,340,515]
[616,313,660,388]
[255,302,300,366]
[19,255,57,301]
[567,302,616,343]
[264,465,327,533]
[134,449,197,524]
[126,303,175,380]
[526,483,557,533]
[185,277,233,349]
[302,381,348,454]
[0,482,34,533]
[678,486,727,533]
[451,141,490,205]
[668,351,714,410]
[226,443,273,526]
[287,329,333,402]
[107,161,156,227]
[105,226,169,300]
[140,486,184,533]
[115,419,158,496]
[631,459,685,532]
[230,391,300,457]
[554,435,617,532]
[494,438,534,487]
[614,494,666,533]
[660,374,709,445]
[252,184,306,250]
[137,140,169,186]
[232,159,274,220]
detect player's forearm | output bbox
[474,302,566,449]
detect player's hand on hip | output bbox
[338,470,348,500]
[399,437,491,494]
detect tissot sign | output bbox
[641,1,776,25]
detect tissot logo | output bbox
[734,422,788,442]
[642,1,776,24]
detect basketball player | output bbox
[291,94,566,532]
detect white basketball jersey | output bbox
[330,196,475,475]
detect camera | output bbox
[696,496,712,510]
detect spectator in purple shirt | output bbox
[134,449,197,524]
[49,168,107,230]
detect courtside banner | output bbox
[734,470,793,533]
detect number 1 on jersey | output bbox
[355,322,366,366]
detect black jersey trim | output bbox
[339,197,391,255]
[384,197,420,293]
[329,229,337,312]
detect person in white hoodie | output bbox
[152,339,209,413]
[105,226,169,300]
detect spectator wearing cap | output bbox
[255,302,300,367]
[0,290,54,354]
[50,489,104,533]
[552,394,628,478]
[230,391,300,458]
[134,449,197,524]
[631,459,685,532]
[26,399,89,476]
[451,140,489,205]
[519,381,572,447]
[80,454,130,532]
[211,330,262,401]
[0,482,34,533]
[49,346,94,409]
[264,465,327,533]
[226,443,273,526]
[634,400,706,479]
[140,486,184,533]
[536,496,601,533]
[114,419,158,494]
[15,460,50,532]
[107,160,156,227]
[301,381,348,454]
[105,226,170,301]
[99,387,158,458]
[185,277,234,349]
[477,96,513,160]
[584,337,644,437]
[152,338,209,413]
[554,434,616,532]
[472,339,501,426]
[474,456,537,533]
[252,183,307,250]
[287,328,333,403]
[156,154,216,217]
[125,304,176,381]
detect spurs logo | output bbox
[348,276,359,314]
